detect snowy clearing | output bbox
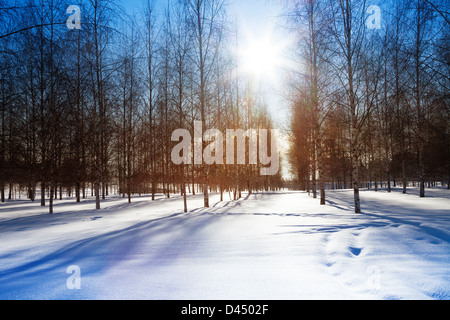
[0,188,449,300]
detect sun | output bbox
[238,29,285,83]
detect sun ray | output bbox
[237,26,291,87]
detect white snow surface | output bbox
[0,188,449,300]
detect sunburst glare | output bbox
[238,28,288,84]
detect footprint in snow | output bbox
[349,247,362,256]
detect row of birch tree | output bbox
[286,0,449,213]
[0,0,283,213]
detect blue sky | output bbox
[118,0,286,54]
[119,0,283,28]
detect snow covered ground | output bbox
[0,187,449,300]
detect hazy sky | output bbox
[119,0,291,127]
[229,0,290,127]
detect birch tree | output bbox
[184,0,226,208]
[328,0,368,213]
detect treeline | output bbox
[285,0,449,212]
[0,0,282,213]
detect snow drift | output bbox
[0,188,449,300]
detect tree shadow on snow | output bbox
[0,208,217,299]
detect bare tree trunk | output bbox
[187,0,225,208]
[311,133,317,199]
[95,172,100,210]
[415,1,426,198]
[48,0,56,214]
[345,0,361,213]
[145,1,157,201]
[39,2,46,208]
[318,140,326,205]
[49,185,54,214]
[0,73,5,203]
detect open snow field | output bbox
[0,188,449,300]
